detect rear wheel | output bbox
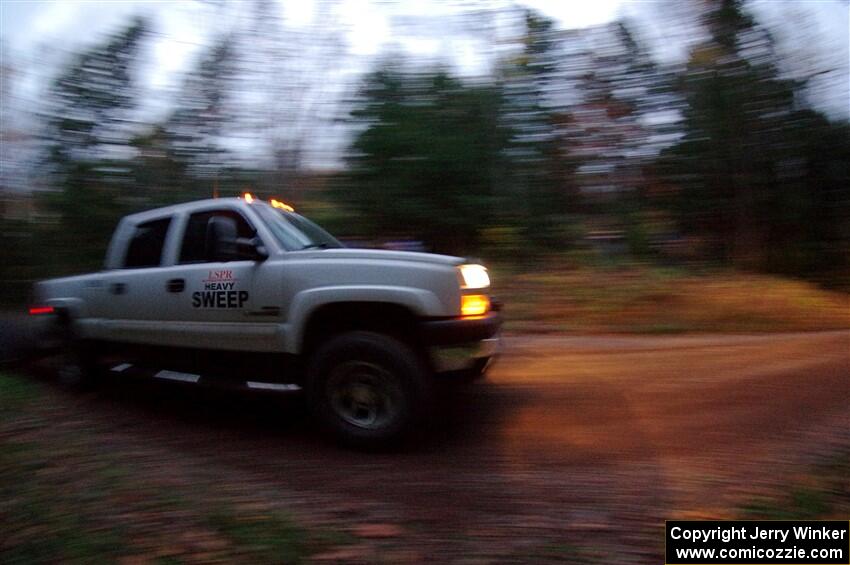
[57,347,100,390]
[54,318,99,390]
[306,331,431,449]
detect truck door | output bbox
[158,208,281,352]
[93,216,177,343]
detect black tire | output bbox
[306,331,431,449]
[54,319,100,391]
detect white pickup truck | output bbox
[31,196,501,447]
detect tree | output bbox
[498,10,576,245]
[659,0,849,277]
[339,65,508,253]
[233,0,348,197]
[164,35,239,189]
[565,20,674,255]
[37,18,150,272]
[41,17,149,168]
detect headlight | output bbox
[458,264,490,289]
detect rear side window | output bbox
[179,209,255,264]
[123,217,171,269]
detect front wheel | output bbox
[306,331,431,449]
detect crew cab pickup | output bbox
[31,197,501,447]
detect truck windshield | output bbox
[252,202,344,251]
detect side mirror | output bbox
[236,237,268,262]
[206,216,268,262]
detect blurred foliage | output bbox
[165,36,239,182]
[492,261,850,334]
[336,66,509,253]
[658,0,850,277]
[1,0,848,302]
[739,451,850,519]
[498,12,581,249]
[35,17,151,275]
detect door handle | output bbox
[110,282,126,295]
[167,278,185,293]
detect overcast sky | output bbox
[1,0,847,167]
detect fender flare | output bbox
[284,285,442,354]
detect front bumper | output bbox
[430,337,500,373]
[420,311,502,373]
[420,311,501,346]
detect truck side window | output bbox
[123,218,172,269]
[179,210,255,264]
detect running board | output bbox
[109,363,302,392]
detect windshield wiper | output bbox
[300,243,328,250]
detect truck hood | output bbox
[303,247,465,266]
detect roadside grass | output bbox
[738,452,850,519]
[204,509,359,563]
[0,369,40,414]
[492,261,850,334]
[518,542,608,563]
[0,371,345,564]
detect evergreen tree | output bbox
[499,10,574,245]
[41,17,148,168]
[38,18,150,272]
[658,0,849,277]
[340,65,508,253]
[164,36,239,189]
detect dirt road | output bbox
[7,331,850,562]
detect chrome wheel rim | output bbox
[328,361,399,430]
